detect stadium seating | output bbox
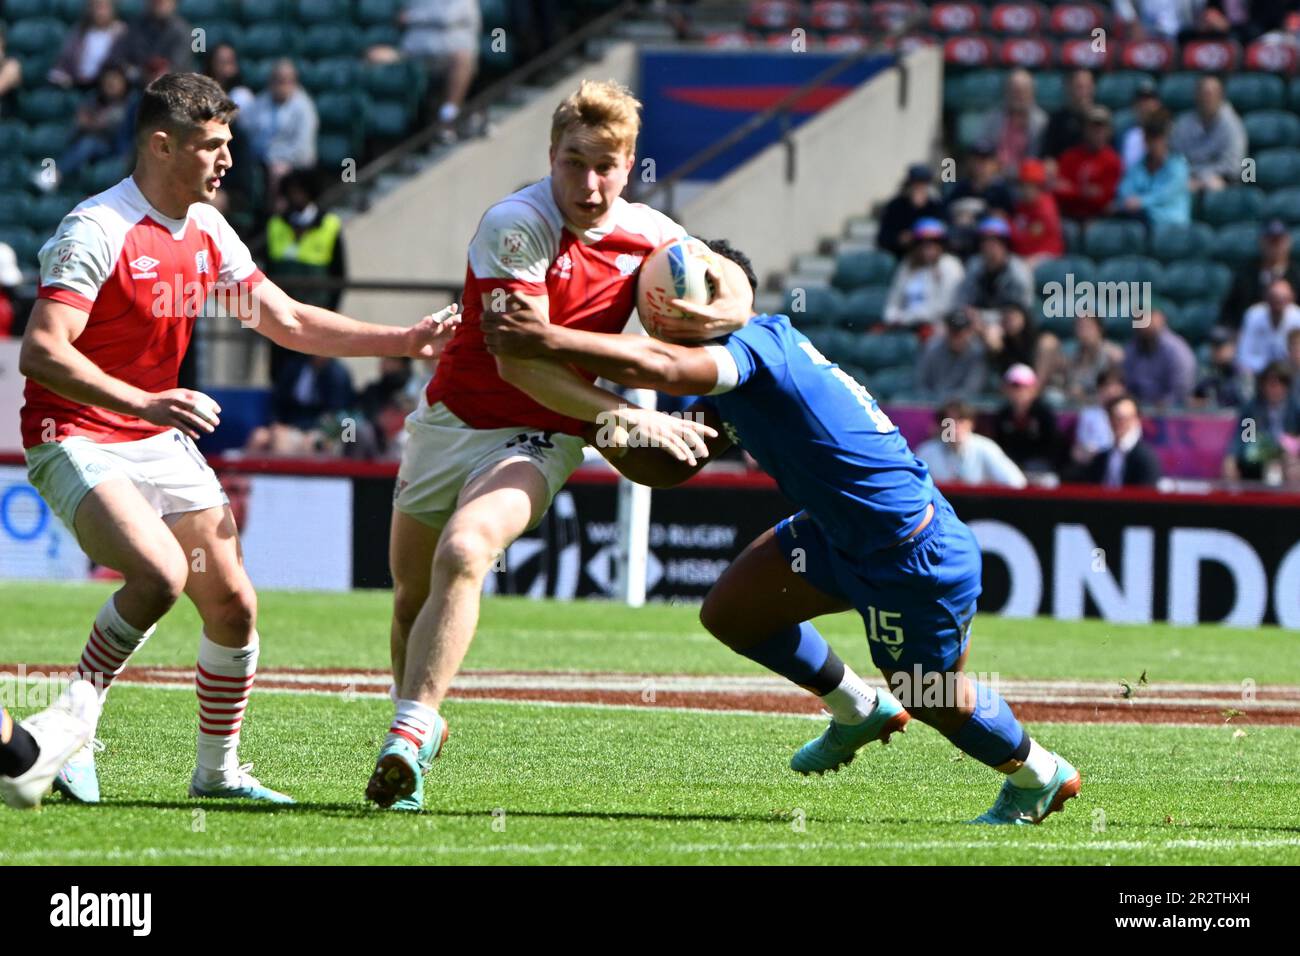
[840,286,890,329]
[1148,222,1215,262]
[1244,110,1300,150]
[1199,187,1266,227]
[832,249,897,290]
[1082,220,1147,260]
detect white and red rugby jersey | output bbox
[21,176,265,448]
[426,176,686,435]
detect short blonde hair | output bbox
[550,79,641,155]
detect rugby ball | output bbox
[636,237,719,339]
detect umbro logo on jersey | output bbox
[195,250,210,275]
[129,255,160,279]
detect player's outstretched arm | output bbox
[20,299,221,439]
[244,278,460,359]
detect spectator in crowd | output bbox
[399,0,481,137]
[0,27,22,118]
[916,399,1028,488]
[1068,365,1129,468]
[1113,0,1206,40]
[1123,307,1197,408]
[106,0,195,84]
[35,66,132,193]
[1009,159,1064,266]
[1053,106,1122,222]
[1290,327,1300,406]
[358,356,418,458]
[955,217,1035,321]
[1170,75,1247,193]
[245,354,356,456]
[1237,277,1300,376]
[993,363,1063,476]
[204,42,255,114]
[1116,110,1191,226]
[244,59,319,209]
[1119,79,1161,170]
[49,0,126,90]
[1222,361,1300,483]
[1192,325,1251,409]
[1078,394,1162,488]
[1046,312,1125,404]
[943,142,1015,259]
[916,311,991,400]
[1222,220,1300,329]
[982,302,1062,385]
[876,164,945,259]
[1043,69,1096,161]
[979,69,1048,177]
[0,242,21,337]
[882,218,964,330]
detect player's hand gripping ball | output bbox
[636,237,721,339]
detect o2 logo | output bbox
[0,484,57,559]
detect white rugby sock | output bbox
[822,666,878,725]
[387,699,440,751]
[76,595,156,703]
[194,633,259,777]
[1009,738,1058,788]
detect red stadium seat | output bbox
[1120,39,1176,72]
[999,37,1055,69]
[943,35,995,67]
[1245,38,1299,76]
[826,33,871,51]
[747,0,801,32]
[1182,39,1241,72]
[811,0,867,34]
[989,3,1045,35]
[1060,37,1112,69]
[929,3,984,34]
[704,30,755,49]
[1048,2,1106,36]
[870,0,919,33]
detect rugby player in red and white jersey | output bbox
[19,73,458,804]
[365,80,742,809]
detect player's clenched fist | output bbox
[405,303,461,358]
[139,388,222,439]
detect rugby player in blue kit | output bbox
[482,239,1080,825]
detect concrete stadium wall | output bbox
[675,45,943,283]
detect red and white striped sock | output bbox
[194,633,259,778]
[386,699,439,752]
[76,595,156,702]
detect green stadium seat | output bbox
[17,52,57,85]
[79,156,129,195]
[1175,302,1219,346]
[480,32,516,74]
[783,285,843,326]
[239,0,288,22]
[1213,223,1263,267]
[362,24,402,48]
[316,132,355,169]
[955,111,989,150]
[1265,187,1300,225]
[832,249,896,291]
[316,91,368,136]
[1034,71,1066,114]
[840,286,889,329]
[1159,72,1200,112]
[116,0,145,18]
[361,61,426,111]
[17,89,79,125]
[803,326,854,364]
[1097,255,1164,288]
[5,0,53,19]
[0,228,42,273]
[4,19,66,56]
[0,192,33,228]
[299,57,357,93]
[301,24,362,57]
[0,123,28,157]
[194,19,242,50]
[1040,308,1076,340]
[1243,110,1300,150]
[1199,186,1266,227]
[295,0,349,22]
[365,99,411,138]
[1253,148,1300,190]
[948,69,1004,113]
[180,0,228,20]
[239,57,274,90]
[1061,218,1082,254]
[1148,221,1215,261]
[1082,219,1146,260]
[357,0,401,25]
[480,0,512,30]
[850,332,918,371]
[862,366,917,402]
[239,23,297,58]
[1033,255,1096,291]
[54,0,87,20]
[1162,259,1232,304]
[1096,71,1155,110]
[23,122,73,159]
[1225,74,1286,115]
[28,193,80,232]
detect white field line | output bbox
[4,837,1299,864]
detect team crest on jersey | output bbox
[129,255,160,279]
[615,253,643,277]
[550,253,573,280]
[195,250,210,275]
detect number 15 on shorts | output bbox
[866,606,905,654]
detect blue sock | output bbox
[947,680,1031,767]
[735,622,844,694]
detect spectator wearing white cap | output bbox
[883,218,965,330]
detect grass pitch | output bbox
[2,582,1298,865]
